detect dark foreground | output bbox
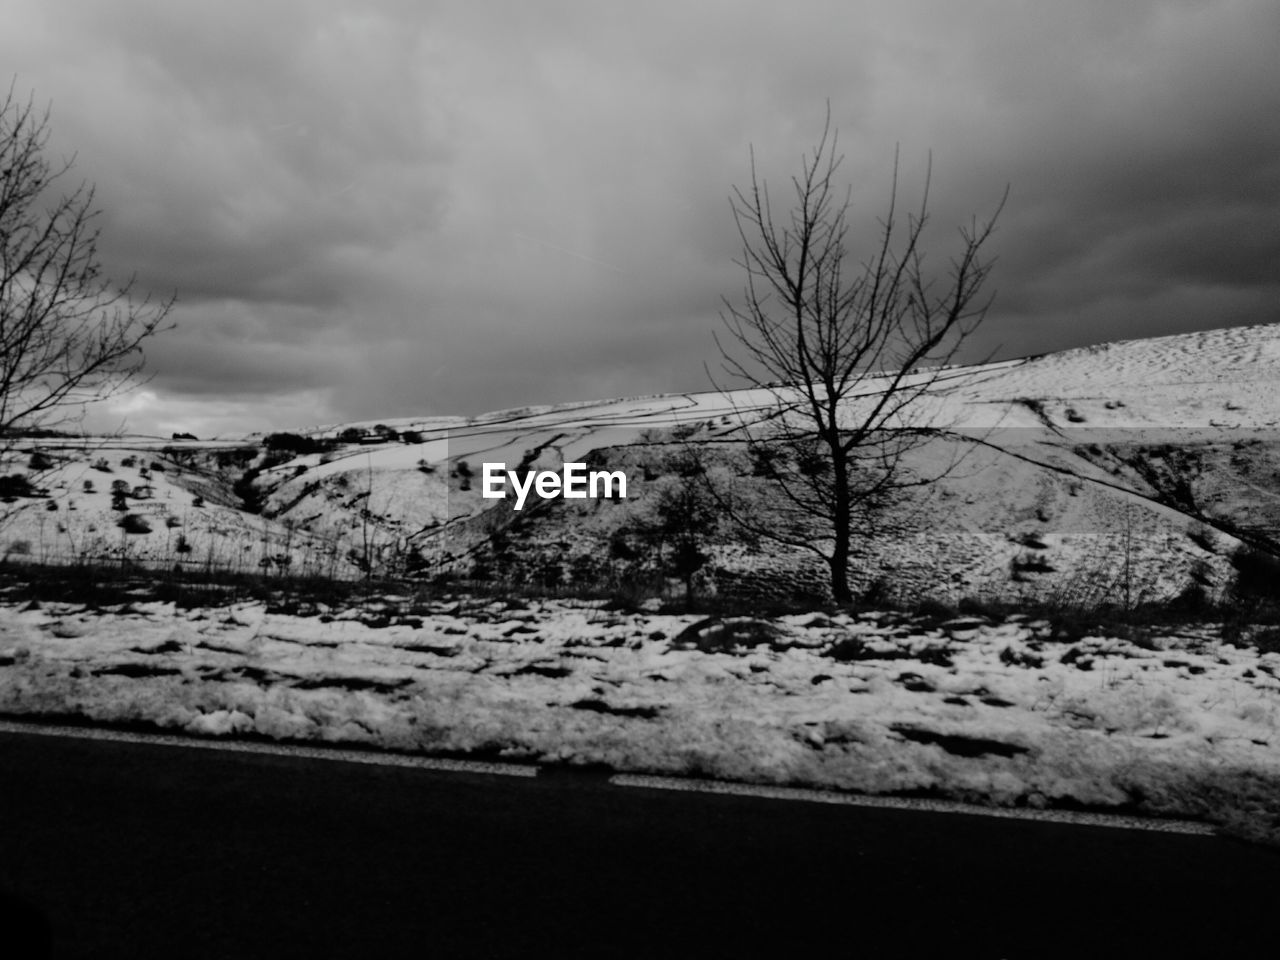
[1,729,1276,959]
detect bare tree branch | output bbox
[713,105,1006,602]
[0,82,175,447]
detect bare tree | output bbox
[633,444,734,606]
[0,84,174,443]
[714,109,1006,603]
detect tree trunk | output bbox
[830,453,854,604]
[830,534,853,604]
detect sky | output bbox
[2,0,1277,437]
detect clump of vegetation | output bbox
[263,432,335,456]
[1229,543,1280,607]
[216,447,258,470]
[747,443,785,479]
[1011,553,1056,577]
[118,513,152,534]
[0,475,38,501]
[5,539,32,557]
[454,459,473,491]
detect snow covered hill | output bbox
[4,321,1280,605]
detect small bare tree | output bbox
[0,84,174,442]
[715,109,1006,603]
[634,444,733,606]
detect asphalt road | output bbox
[1,729,1277,959]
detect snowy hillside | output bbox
[3,322,1280,605]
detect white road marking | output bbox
[0,719,539,778]
[608,773,1219,836]
[0,719,1230,834]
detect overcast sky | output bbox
[4,0,1277,436]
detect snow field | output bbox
[1,596,1277,843]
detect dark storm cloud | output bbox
[18,0,452,311]
[2,0,1277,433]
[141,302,353,399]
[943,0,1280,353]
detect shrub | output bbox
[1000,646,1044,668]
[1188,525,1218,553]
[28,450,54,470]
[83,479,95,493]
[609,530,638,561]
[795,444,829,478]
[748,444,785,478]
[671,422,700,441]
[264,432,333,456]
[92,458,112,472]
[0,475,37,500]
[1011,552,1055,575]
[1229,544,1280,609]
[674,617,782,653]
[1169,580,1210,615]
[1248,627,1280,655]
[118,513,152,534]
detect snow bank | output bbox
[2,596,1277,843]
